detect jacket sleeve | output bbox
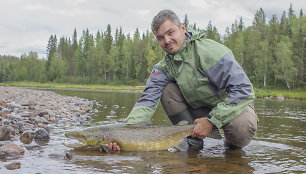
[204,53,255,128]
[125,65,173,123]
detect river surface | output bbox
[2,89,305,173]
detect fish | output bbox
[64,122,195,151]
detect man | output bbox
[108,9,258,151]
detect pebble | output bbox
[20,130,35,144]
[0,126,10,141]
[0,143,25,154]
[5,162,21,170]
[113,105,120,109]
[34,128,50,140]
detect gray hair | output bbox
[151,10,181,32]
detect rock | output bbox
[277,94,285,101]
[65,152,73,160]
[34,128,50,140]
[0,151,6,159]
[20,102,30,106]
[31,116,49,124]
[25,144,41,150]
[7,103,22,109]
[2,119,10,125]
[81,106,91,112]
[37,111,48,117]
[7,114,22,121]
[86,116,92,122]
[113,105,120,109]
[109,110,116,115]
[5,162,21,170]
[1,149,21,160]
[48,117,56,122]
[18,111,31,118]
[0,143,25,155]
[20,130,35,144]
[48,153,64,159]
[0,126,10,141]
[2,108,10,114]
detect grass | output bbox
[1,81,305,100]
[0,81,145,92]
[254,88,306,100]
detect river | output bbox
[2,89,305,173]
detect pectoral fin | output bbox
[173,138,189,152]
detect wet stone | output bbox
[20,130,35,144]
[0,143,25,155]
[65,152,73,160]
[0,126,10,141]
[5,162,21,170]
[113,105,120,109]
[1,149,21,160]
[25,144,41,150]
[34,128,50,140]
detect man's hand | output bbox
[98,142,120,153]
[192,117,213,139]
[108,142,120,151]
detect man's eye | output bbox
[168,31,173,35]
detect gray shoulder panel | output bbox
[205,53,252,105]
[135,65,174,108]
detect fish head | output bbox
[64,130,107,149]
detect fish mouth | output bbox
[64,136,106,149]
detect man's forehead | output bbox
[154,21,179,36]
[155,28,175,37]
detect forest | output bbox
[0,5,305,90]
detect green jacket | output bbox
[126,29,254,128]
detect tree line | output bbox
[0,4,305,90]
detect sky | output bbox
[0,0,305,58]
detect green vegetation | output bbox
[254,88,306,100]
[0,81,145,92]
[0,4,305,92]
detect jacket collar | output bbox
[165,28,205,61]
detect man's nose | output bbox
[165,35,171,43]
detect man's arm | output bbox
[204,53,254,128]
[125,65,173,123]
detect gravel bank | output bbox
[0,86,94,165]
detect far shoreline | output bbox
[1,81,305,100]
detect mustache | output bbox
[165,41,175,47]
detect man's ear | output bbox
[181,23,186,32]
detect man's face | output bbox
[153,20,186,55]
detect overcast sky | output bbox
[0,0,305,58]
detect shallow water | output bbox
[1,89,305,173]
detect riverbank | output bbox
[1,81,305,100]
[0,86,94,167]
